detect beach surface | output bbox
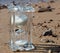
[0,0,60,53]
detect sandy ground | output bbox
[0,0,60,53]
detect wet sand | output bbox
[0,0,60,53]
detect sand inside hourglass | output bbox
[15,40,28,46]
[11,14,28,25]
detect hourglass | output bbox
[8,2,35,51]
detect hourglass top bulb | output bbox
[11,14,28,25]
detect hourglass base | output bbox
[9,40,35,51]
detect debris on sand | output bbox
[47,19,53,23]
[57,24,60,27]
[50,0,55,3]
[38,6,52,12]
[0,4,7,9]
[38,8,46,12]
[44,21,46,23]
[49,19,53,22]
[42,28,58,38]
[47,6,52,11]
[42,29,53,36]
[42,25,48,29]
[48,21,51,23]
[32,15,35,18]
[41,38,55,43]
[52,34,57,37]
[37,23,43,26]
[46,39,55,43]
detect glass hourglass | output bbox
[8,1,35,51]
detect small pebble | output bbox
[38,8,46,12]
[50,19,53,22]
[42,29,53,36]
[32,16,35,18]
[35,4,38,7]
[52,34,57,37]
[38,6,41,8]
[42,25,48,28]
[41,38,55,43]
[44,21,46,23]
[57,24,60,27]
[37,23,43,26]
[47,6,52,11]
[48,21,51,23]
[46,40,55,43]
